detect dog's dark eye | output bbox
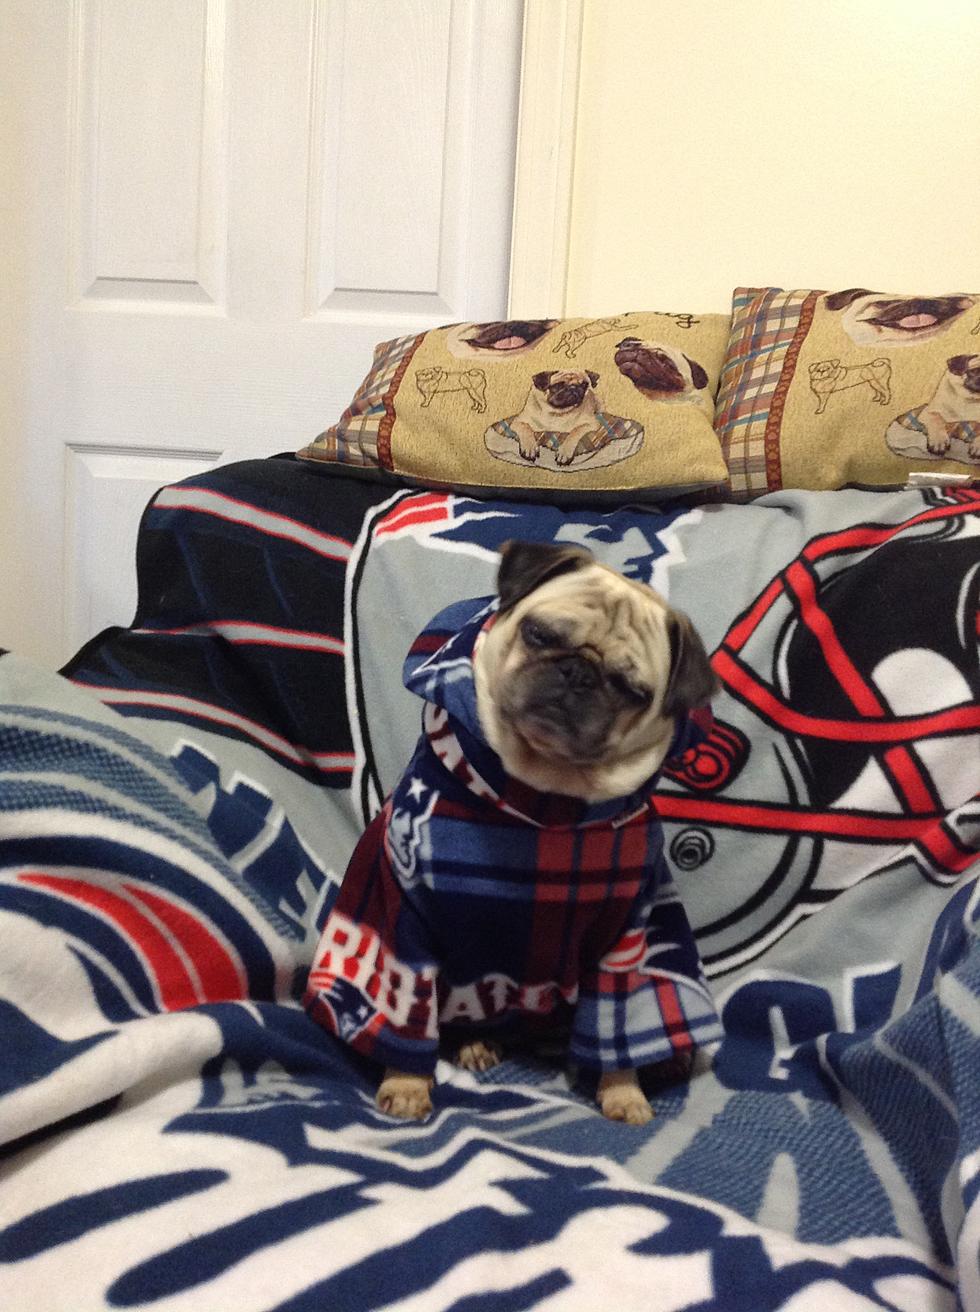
[521,618,559,650]
[609,672,652,706]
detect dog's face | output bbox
[948,354,980,395]
[808,360,840,383]
[531,370,600,413]
[614,338,709,398]
[825,290,975,345]
[473,542,719,801]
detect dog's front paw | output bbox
[377,1072,433,1120]
[456,1039,503,1072]
[597,1071,654,1126]
[927,433,951,456]
[969,440,980,460]
[599,1085,654,1125]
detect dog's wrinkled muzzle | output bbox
[514,657,615,762]
[547,382,589,410]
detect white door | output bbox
[0,0,523,667]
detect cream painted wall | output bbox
[563,0,980,315]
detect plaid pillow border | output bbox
[715,288,821,496]
[311,333,422,471]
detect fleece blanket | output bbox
[1,457,979,1310]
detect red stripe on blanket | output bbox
[783,560,936,813]
[131,621,345,655]
[153,488,352,561]
[784,562,885,716]
[19,874,200,1009]
[712,649,980,743]
[654,794,940,842]
[723,577,784,654]
[802,499,980,565]
[882,746,938,815]
[915,817,980,876]
[68,683,355,775]
[122,884,246,1002]
[375,494,451,536]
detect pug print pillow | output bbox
[715,285,980,496]
[298,311,732,500]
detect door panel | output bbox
[64,445,222,651]
[1,0,523,667]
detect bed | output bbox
[6,283,980,1310]
[2,441,978,1309]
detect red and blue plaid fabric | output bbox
[305,598,722,1076]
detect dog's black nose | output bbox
[555,654,600,692]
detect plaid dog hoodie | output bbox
[305,597,723,1076]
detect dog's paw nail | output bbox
[599,1092,655,1126]
[377,1077,433,1120]
[456,1041,502,1073]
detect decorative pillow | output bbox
[297,312,731,499]
[714,287,980,496]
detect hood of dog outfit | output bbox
[402,595,711,828]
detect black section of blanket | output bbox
[63,456,393,786]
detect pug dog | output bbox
[509,370,602,464]
[808,357,892,414]
[553,315,633,360]
[415,366,488,413]
[918,354,980,456]
[614,339,709,403]
[824,290,976,347]
[915,354,980,458]
[305,542,721,1126]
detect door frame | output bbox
[507,0,583,319]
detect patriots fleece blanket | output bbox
[305,595,721,1078]
[2,456,979,1310]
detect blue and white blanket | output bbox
[1,457,979,1310]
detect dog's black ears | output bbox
[496,540,593,612]
[532,370,555,391]
[684,355,709,391]
[663,610,720,717]
[948,354,973,376]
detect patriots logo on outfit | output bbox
[319,977,379,1043]
[385,778,439,886]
